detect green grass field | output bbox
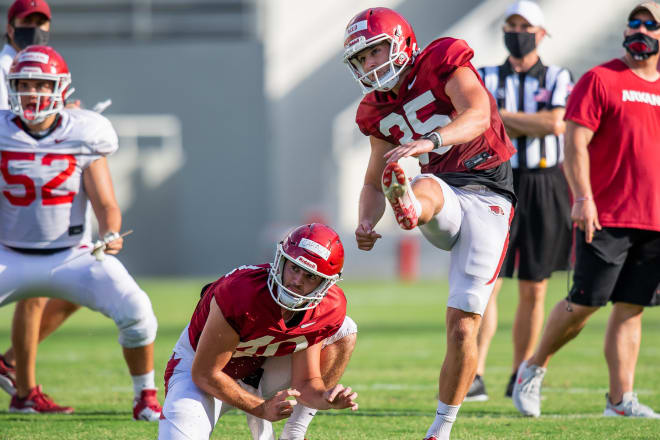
[1,275,660,439]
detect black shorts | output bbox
[568,228,660,307]
[499,167,572,281]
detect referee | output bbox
[465,0,573,402]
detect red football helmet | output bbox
[343,7,419,94]
[268,223,344,311]
[7,45,74,123]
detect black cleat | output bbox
[464,374,488,402]
[505,372,516,398]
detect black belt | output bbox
[512,165,562,175]
[7,246,71,255]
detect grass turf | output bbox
[1,275,659,439]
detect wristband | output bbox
[422,131,443,149]
[575,196,592,203]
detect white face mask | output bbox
[267,244,338,312]
[344,32,414,94]
[276,285,306,310]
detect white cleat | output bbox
[512,360,546,417]
[604,392,660,418]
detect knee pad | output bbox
[447,288,488,316]
[116,290,158,348]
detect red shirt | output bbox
[356,38,515,174]
[565,59,660,231]
[187,264,346,379]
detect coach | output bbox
[0,0,51,109]
[471,0,573,401]
[513,1,660,418]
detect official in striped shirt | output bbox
[465,0,573,403]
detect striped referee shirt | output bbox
[478,59,573,170]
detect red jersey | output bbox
[187,264,346,379]
[565,59,660,231]
[356,38,515,176]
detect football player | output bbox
[0,45,162,420]
[0,0,83,397]
[343,8,516,440]
[159,223,358,440]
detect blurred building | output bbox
[0,0,637,278]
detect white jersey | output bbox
[0,109,118,249]
[0,44,16,111]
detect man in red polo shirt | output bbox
[513,1,660,419]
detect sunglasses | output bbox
[628,19,660,31]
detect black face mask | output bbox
[504,32,536,58]
[623,32,659,60]
[12,27,50,50]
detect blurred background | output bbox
[0,0,637,278]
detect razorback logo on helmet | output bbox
[489,205,505,216]
[18,52,49,64]
[298,237,331,260]
[295,256,318,271]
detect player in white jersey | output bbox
[0,45,162,420]
[0,0,86,396]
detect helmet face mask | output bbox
[343,8,418,94]
[347,36,407,93]
[268,224,344,312]
[7,45,73,124]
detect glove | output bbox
[91,231,120,261]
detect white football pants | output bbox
[413,175,513,315]
[159,316,357,440]
[0,244,157,348]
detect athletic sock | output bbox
[279,404,318,440]
[425,400,460,440]
[131,370,156,397]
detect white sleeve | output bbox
[79,110,119,156]
[91,115,119,156]
[550,68,573,108]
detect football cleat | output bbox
[0,354,16,396]
[463,374,488,402]
[505,372,516,398]
[423,437,438,440]
[133,388,162,421]
[603,392,660,418]
[9,385,74,414]
[381,162,419,230]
